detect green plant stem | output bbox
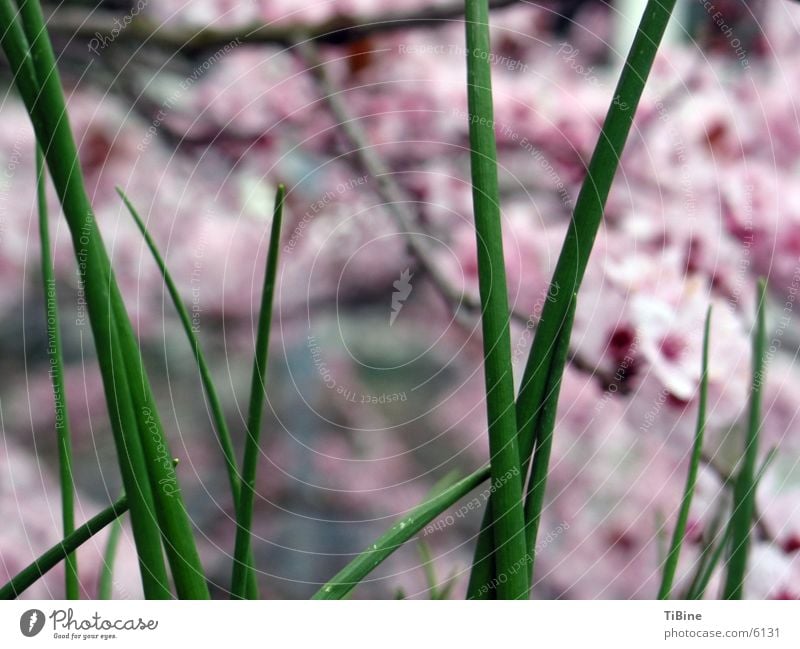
[314,0,678,597]
[107,319,176,598]
[689,522,731,600]
[7,0,209,599]
[464,0,528,600]
[117,187,240,505]
[230,185,285,599]
[466,505,498,599]
[36,147,78,600]
[723,279,768,599]
[517,0,676,460]
[0,1,171,599]
[658,307,712,599]
[417,540,440,599]
[466,0,678,598]
[684,448,778,599]
[98,517,123,600]
[686,449,775,600]
[110,304,210,599]
[523,295,576,589]
[685,448,777,599]
[117,188,258,599]
[313,467,490,599]
[0,497,129,600]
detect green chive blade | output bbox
[230,185,286,599]
[36,146,79,599]
[658,306,712,599]
[723,279,768,599]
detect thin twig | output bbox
[44,1,523,55]
[295,38,479,330]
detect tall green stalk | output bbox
[22,0,210,598]
[0,0,705,603]
[686,448,775,600]
[118,188,258,598]
[466,0,678,597]
[658,307,712,599]
[313,0,680,598]
[98,518,123,600]
[117,188,240,507]
[0,4,169,596]
[522,295,576,589]
[230,185,285,599]
[3,0,208,598]
[723,279,768,599]
[36,147,78,599]
[515,0,678,469]
[464,0,528,599]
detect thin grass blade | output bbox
[687,447,776,600]
[230,185,285,599]
[465,504,497,599]
[516,0,678,463]
[8,0,209,599]
[117,187,258,598]
[464,0,528,599]
[723,279,768,599]
[689,521,731,600]
[417,540,440,599]
[466,0,678,597]
[0,3,173,599]
[0,496,129,600]
[313,467,490,599]
[116,188,240,503]
[313,0,679,598]
[36,146,78,599]
[523,294,577,589]
[658,306,712,599]
[98,517,123,600]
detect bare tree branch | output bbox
[294,39,624,392]
[295,38,480,331]
[46,0,525,55]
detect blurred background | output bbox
[2,0,800,599]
